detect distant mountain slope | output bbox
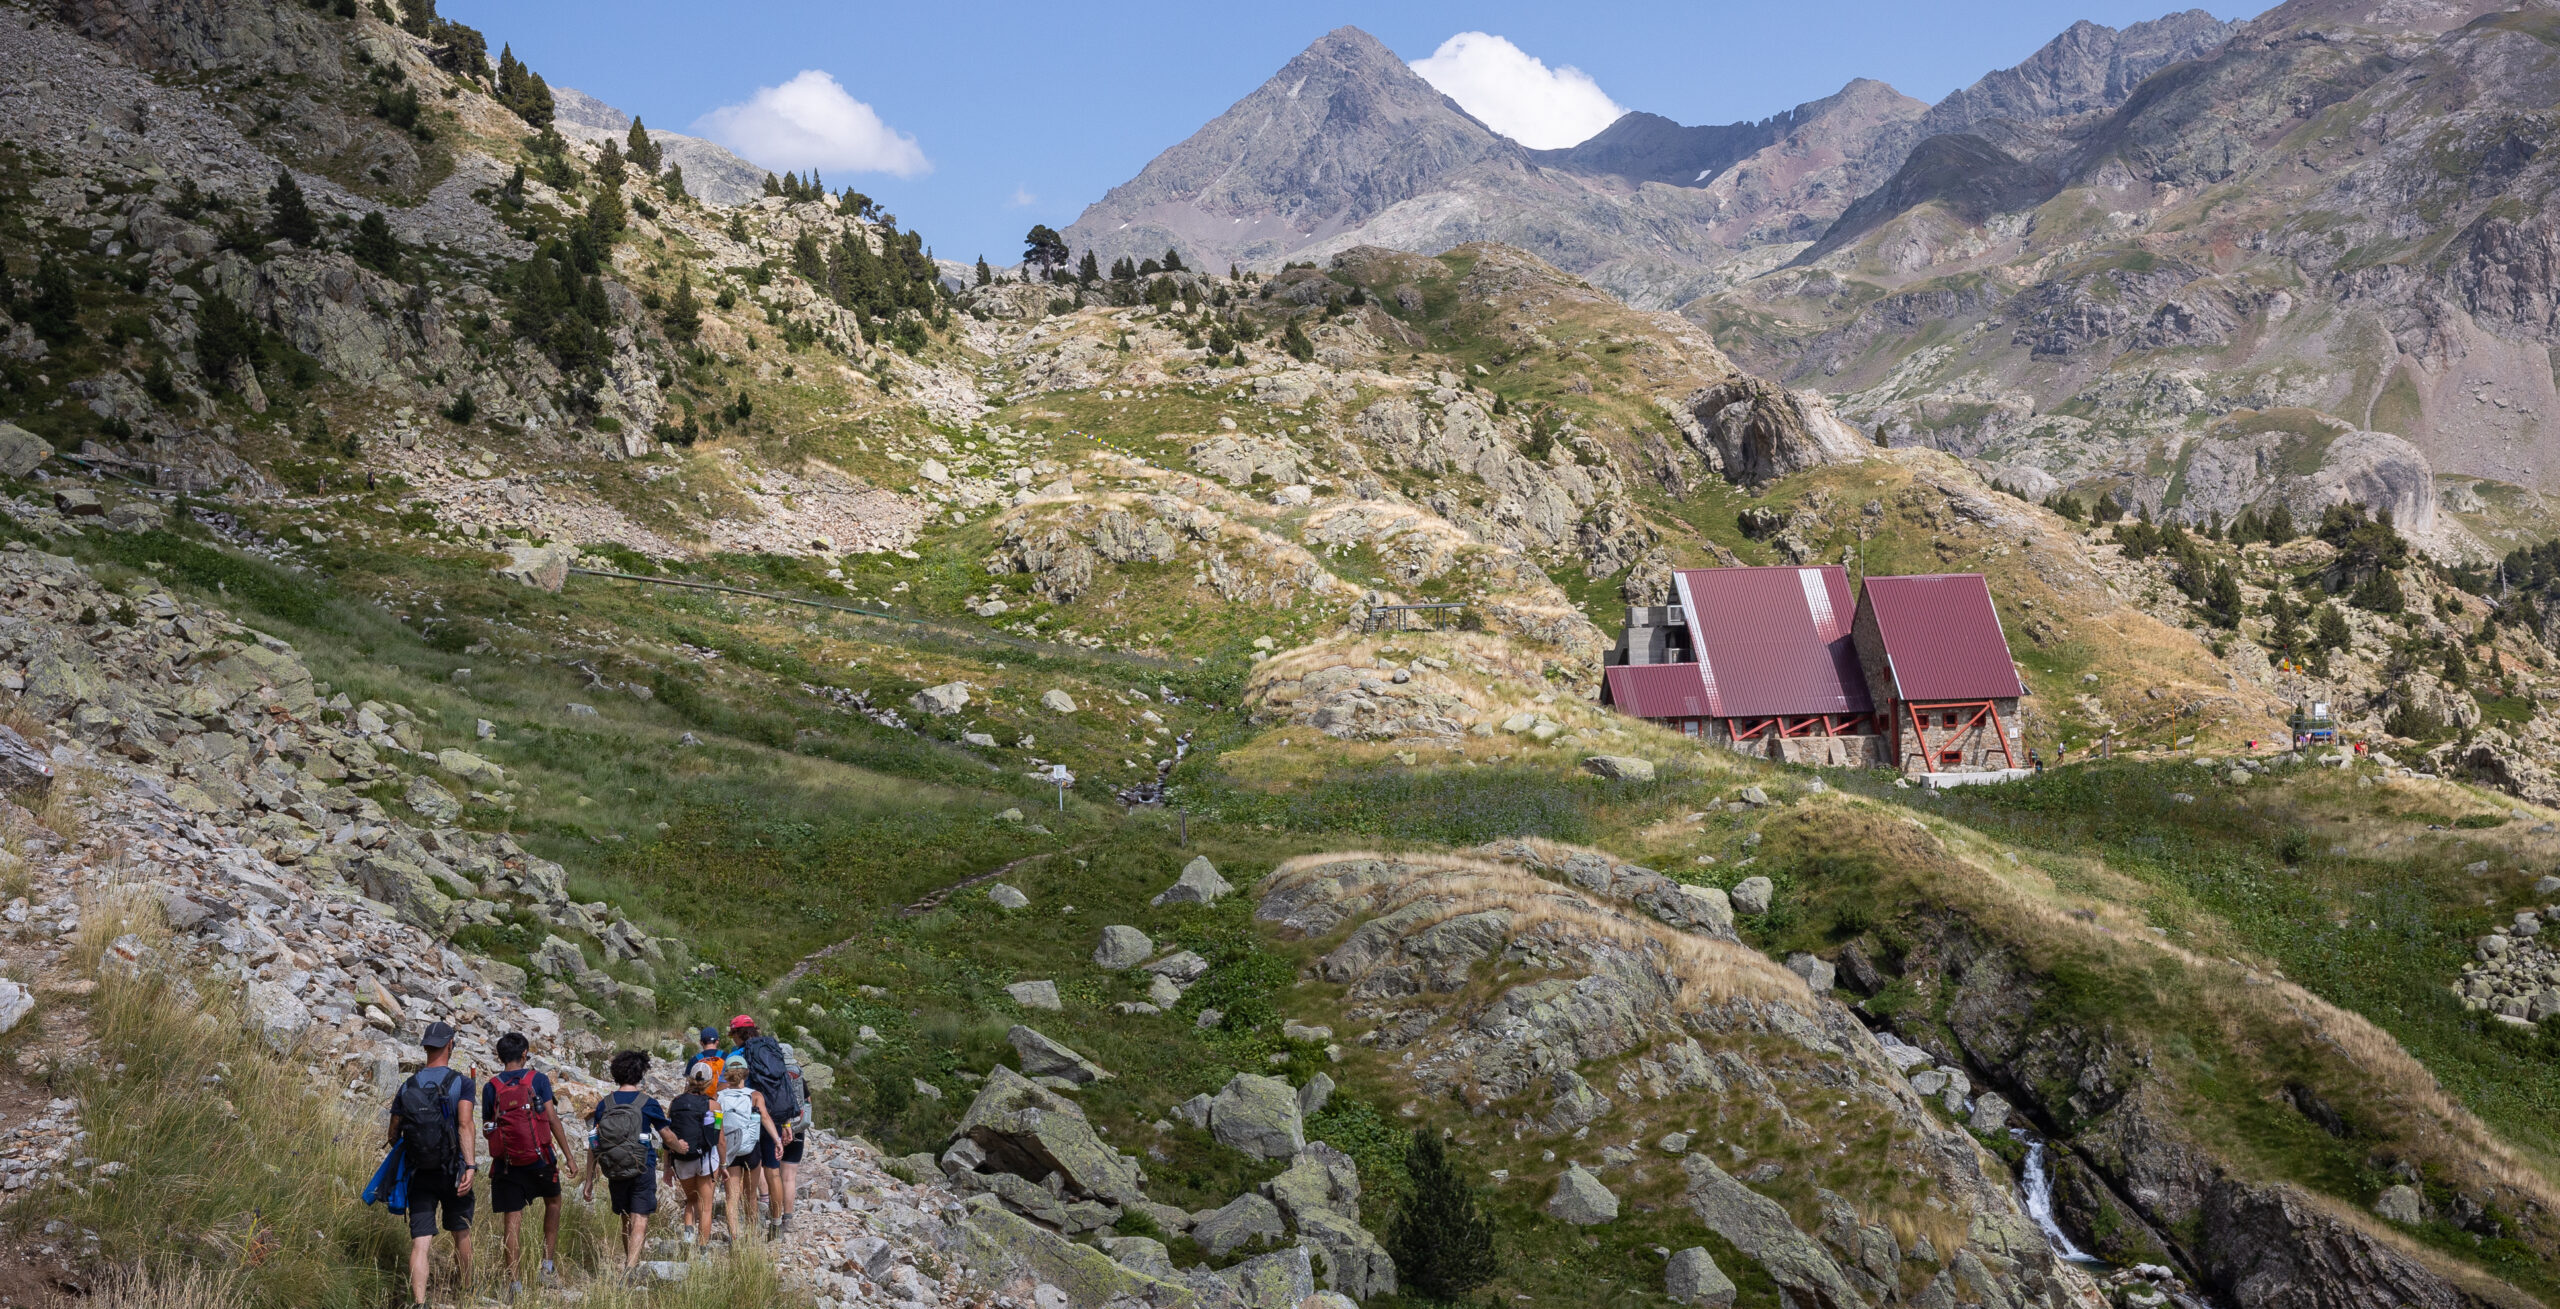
[553,86,767,206]
[1063,15,2233,309]
[1686,0,2560,524]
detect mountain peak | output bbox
[1059,25,1517,273]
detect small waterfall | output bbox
[2011,1128,2098,1264]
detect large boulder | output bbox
[1296,1208,1397,1301]
[1094,925,1153,970]
[911,682,971,716]
[404,774,462,826]
[951,1066,1147,1205]
[1152,856,1235,906]
[1210,1074,1305,1159]
[1548,1164,1619,1225]
[1008,1024,1112,1084]
[1192,1191,1286,1257]
[1666,375,1870,489]
[1219,1246,1316,1309]
[1543,1069,1613,1134]
[1262,1144,1361,1222]
[241,979,310,1052]
[1581,754,1655,782]
[956,1195,1196,1307]
[0,422,49,478]
[1680,1153,1869,1309]
[0,726,54,796]
[1666,1247,1737,1308]
[436,748,507,787]
[1729,876,1774,916]
[496,543,574,593]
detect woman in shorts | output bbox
[664,1065,723,1248]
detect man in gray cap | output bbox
[387,1020,478,1309]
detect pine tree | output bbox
[661,163,688,202]
[624,117,661,174]
[351,210,400,274]
[1022,225,1068,276]
[663,274,701,341]
[975,255,992,286]
[2264,500,2296,544]
[2207,565,2243,627]
[494,45,553,128]
[2445,641,2470,688]
[398,0,434,36]
[2352,569,2406,615]
[194,292,261,386]
[1386,1131,1496,1302]
[596,137,625,186]
[1281,317,1314,361]
[1162,247,1186,272]
[762,173,782,197]
[1076,250,1100,285]
[1110,255,1136,282]
[26,252,80,343]
[267,167,318,245]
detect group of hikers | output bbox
[373,1014,812,1308]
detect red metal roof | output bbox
[1857,573,2026,701]
[1668,566,1874,717]
[1603,663,1712,719]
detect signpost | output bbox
[1047,763,1074,813]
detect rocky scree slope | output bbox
[0,539,990,1308]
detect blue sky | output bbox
[441,1,2250,266]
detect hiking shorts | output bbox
[669,1152,718,1181]
[606,1171,660,1217]
[490,1158,559,1214]
[407,1170,476,1238]
[781,1135,804,1165]
[749,1132,781,1170]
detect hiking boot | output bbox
[506,1282,522,1304]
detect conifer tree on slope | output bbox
[267,168,318,246]
[1386,1130,1496,1301]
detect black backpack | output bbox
[395,1067,464,1175]
[666,1092,714,1161]
[741,1036,800,1122]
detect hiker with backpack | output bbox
[578,1050,685,1271]
[726,1016,800,1237]
[683,1026,728,1088]
[665,1063,724,1249]
[777,1042,813,1223]
[386,1021,477,1309]
[715,1063,778,1243]
[481,1032,577,1298]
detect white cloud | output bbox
[1409,32,1624,150]
[1008,186,1037,207]
[692,70,930,177]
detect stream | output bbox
[2010,1128,2099,1264]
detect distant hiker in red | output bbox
[482,1031,576,1299]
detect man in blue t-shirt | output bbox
[386,1021,476,1309]
[481,1032,577,1297]
[579,1050,684,1269]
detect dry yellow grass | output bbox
[1805,792,2560,1224]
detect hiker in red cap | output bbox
[726,1015,800,1238]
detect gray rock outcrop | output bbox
[1192,1191,1286,1257]
[1094,925,1153,970]
[1547,1164,1619,1224]
[1665,1247,1738,1308]
[1007,1024,1111,1084]
[1153,856,1234,906]
[1209,1073,1305,1159]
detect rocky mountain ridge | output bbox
[1062,13,2235,310]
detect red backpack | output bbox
[489,1070,550,1167]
